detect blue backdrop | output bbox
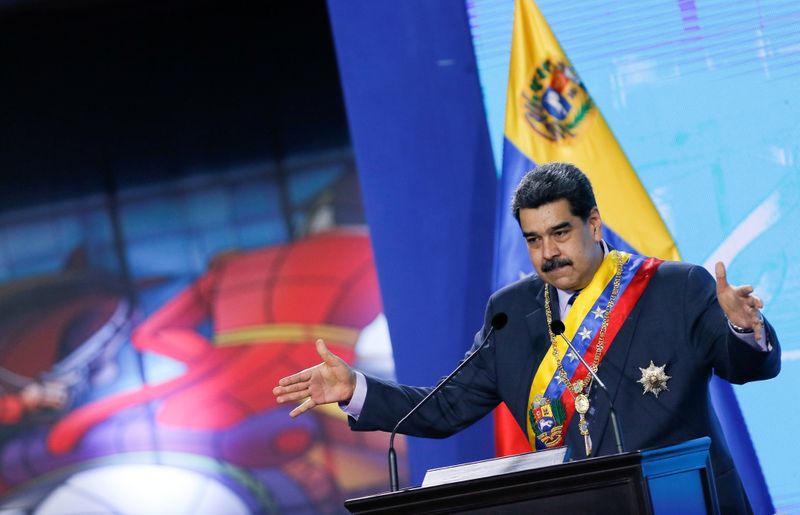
[327,0,498,487]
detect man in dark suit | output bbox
[273,162,780,514]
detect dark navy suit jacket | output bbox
[350,261,781,514]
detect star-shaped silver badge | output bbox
[638,360,671,398]
[591,306,605,319]
[578,327,592,340]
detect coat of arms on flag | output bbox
[523,59,593,142]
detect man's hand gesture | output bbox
[273,339,357,417]
[715,261,765,341]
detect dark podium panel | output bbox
[346,438,719,515]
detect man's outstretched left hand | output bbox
[715,261,765,342]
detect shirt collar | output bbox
[555,240,608,316]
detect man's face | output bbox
[519,199,603,291]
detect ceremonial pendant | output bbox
[578,415,592,456]
[574,393,592,455]
[574,393,589,414]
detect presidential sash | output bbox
[526,251,662,450]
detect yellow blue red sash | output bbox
[526,251,662,450]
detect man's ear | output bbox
[588,207,603,241]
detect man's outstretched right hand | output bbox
[272,338,357,417]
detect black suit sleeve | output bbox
[348,301,502,436]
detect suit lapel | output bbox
[515,279,551,428]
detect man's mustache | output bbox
[542,257,573,273]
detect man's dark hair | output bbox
[511,162,597,222]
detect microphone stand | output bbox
[550,321,625,455]
[388,313,507,492]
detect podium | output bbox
[345,437,719,515]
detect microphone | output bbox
[549,320,625,455]
[388,312,508,492]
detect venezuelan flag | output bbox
[493,0,680,455]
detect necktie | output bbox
[563,291,580,318]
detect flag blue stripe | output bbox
[494,138,534,289]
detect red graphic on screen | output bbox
[48,229,382,457]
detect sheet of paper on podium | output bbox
[421,447,568,487]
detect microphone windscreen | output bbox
[550,320,566,335]
[491,312,508,331]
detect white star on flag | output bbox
[566,350,578,362]
[591,306,605,319]
[578,327,592,340]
